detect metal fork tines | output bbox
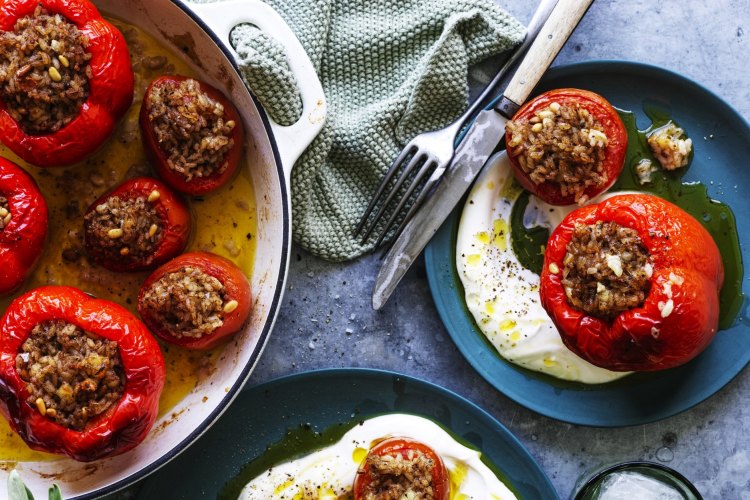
[353,0,559,249]
[354,129,454,248]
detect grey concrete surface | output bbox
[124,1,750,499]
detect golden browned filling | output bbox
[507,102,608,204]
[146,78,236,181]
[360,450,437,500]
[0,196,10,230]
[560,221,652,319]
[0,5,92,135]
[84,195,163,262]
[15,321,124,430]
[140,266,234,339]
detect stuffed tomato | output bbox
[506,88,627,205]
[83,177,191,272]
[138,252,251,350]
[140,76,244,196]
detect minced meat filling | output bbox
[507,102,609,204]
[0,196,10,230]
[15,321,124,431]
[139,266,227,339]
[360,450,437,500]
[84,195,162,262]
[146,78,235,182]
[561,221,652,319]
[0,5,92,135]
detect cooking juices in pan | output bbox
[0,18,258,461]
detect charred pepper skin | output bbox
[506,88,628,206]
[0,158,48,296]
[140,75,244,196]
[540,194,724,372]
[0,286,165,462]
[83,176,191,272]
[138,252,252,350]
[0,0,134,167]
[353,437,450,500]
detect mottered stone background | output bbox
[123,1,750,498]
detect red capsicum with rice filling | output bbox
[0,0,133,167]
[0,286,165,461]
[540,193,724,372]
[140,75,244,196]
[353,437,450,500]
[0,158,47,296]
[506,88,627,206]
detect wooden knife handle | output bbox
[501,0,594,111]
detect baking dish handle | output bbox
[185,0,327,181]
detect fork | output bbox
[354,0,559,249]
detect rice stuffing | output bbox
[506,102,609,204]
[561,221,652,319]
[359,449,437,500]
[0,5,92,135]
[15,320,124,431]
[84,195,162,263]
[139,266,228,339]
[146,78,235,182]
[0,196,10,230]
[647,122,692,171]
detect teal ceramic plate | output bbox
[425,61,750,427]
[137,368,558,499]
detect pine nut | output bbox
[223,300,239,314]
[108,228,123,239]
[36,398,46,416]
[147,190,160,203]
[48,66,62,82]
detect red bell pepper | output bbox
[138,252,251,350]
[353,437,450,500]
[0,0,134,167]
[140,75,244,196]
[506,88,627,205]
[0,158,47,296]
[83,177,191,272]
[0,286,165,461]
[540,193,724,371]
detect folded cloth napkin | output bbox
[189,0,524,261]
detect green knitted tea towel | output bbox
[189,0,524,261]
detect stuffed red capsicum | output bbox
[0,158,47,296]
[506,88,627,205]
[0,286,165,461]
[353,437,450,500]
[140,75,244,196]
[0,0,133,167]
[83,177,191,272]
[138,252,251,350]
[540,193,724,371]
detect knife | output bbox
[373,0,595,310]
